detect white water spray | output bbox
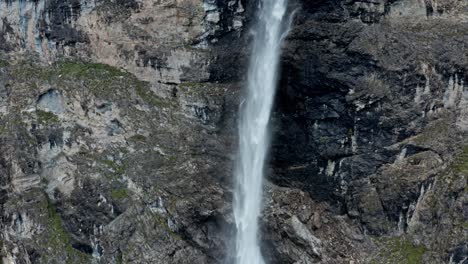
[233,1,292,263]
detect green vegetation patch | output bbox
[45,199,90,263]
[111,188,129,200]
[57,61,133,97]
[9,59,168,113]
[36,110,59,124]
[128,134,147,142]
[414,119,450,145]
[117,254,124,264]
[178,81,209,96]
[101,159,127,178]
[452,146,468,174]
[76,149,129,180]
[10,60,150,99]
[0,124,8,136]
[373,237,427,264]
[11,61,53,80]
[135,85,173,108]
[152,213,181,240]
[318,136,331,143]
[47,201,71,248]
[165,156,177,163]
[58,61,124,79]
[0,59,9,68]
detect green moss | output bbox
[165,156,177,163]
[101,159,127,177]
[52,60,145,98]
[178,82,208,96]
[101,159,117,167]
[58,61,124,78]
[319,136,330,143]
[0,60,9,68]
[47,201,70,247]
[59,61,124,95]
[36,110,59,124]
[399,242,426,264]
[135,85,172,108]
[78,150,128,179]
[452,146,468,174]
[165,196,182,215]
[153,214,181,240]
[154,214,167,227]
[111,188,129,199]
[374,237,426,264]
[9,59,161,110]
[117,254,124,264]
[0,125,7,136]
[45,200,90,263]
[9,61,54,81]
[0,240,3,262]
[414,119,449,145]
[118,147,130,154]
[128,134,147,142]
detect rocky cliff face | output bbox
[0,0,467,263]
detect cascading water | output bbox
[233,0,292,263]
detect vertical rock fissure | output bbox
[233,0,292,263]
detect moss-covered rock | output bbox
[43,199,91,263]
[0,59,9,68]
[372,237,427,264]
[36,110,60,125]
[135,84,174,108]
[111,188,129,200]
[452,146,468,174]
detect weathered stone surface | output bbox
[0,0,467,263]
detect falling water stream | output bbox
[233,0,292,263]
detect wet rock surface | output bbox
[0,0,467,263]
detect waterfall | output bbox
[233,0,292,263]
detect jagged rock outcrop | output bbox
[270,0,467,262]
[0,0,467,263]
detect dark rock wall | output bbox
[268,0,467,262]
